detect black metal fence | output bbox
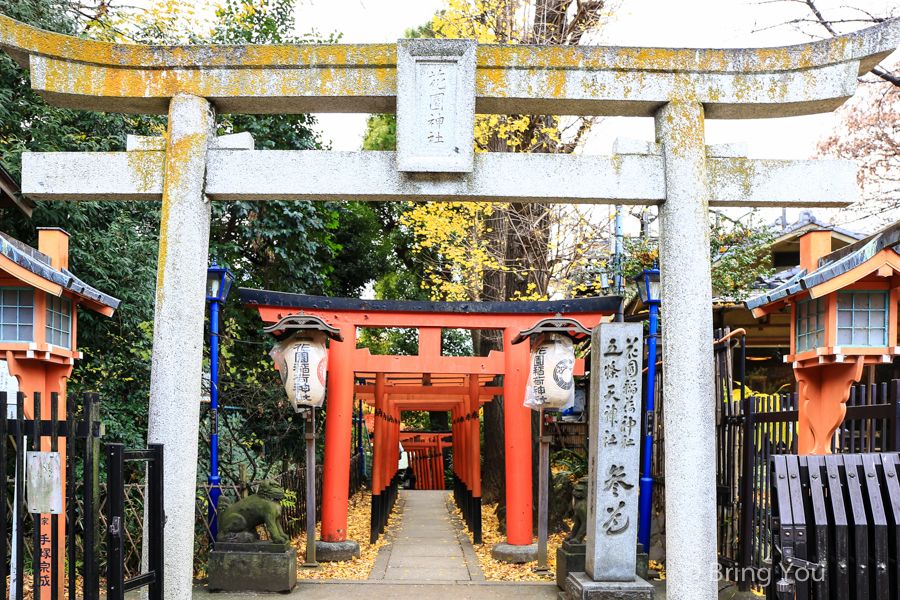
[2,392,104,600]
[6,392,364,585]
[768,453,900,600]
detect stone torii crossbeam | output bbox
[2,14,899,600]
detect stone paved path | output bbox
[368,490,485,582]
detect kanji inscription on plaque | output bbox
[586,322,642,582]
[396,38,475,173]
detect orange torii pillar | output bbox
[451,405,463,517]
[319,323,360,559]
[391,399,401,510]
[418,442,429,489]
[435,437,445,490]
[467,375,483,542]
[416,450,426,489]
[502,326,533,550]
[370,373,386,542]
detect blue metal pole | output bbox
[208,299,221,543]
[638,300,658,552]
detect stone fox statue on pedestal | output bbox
[564,477,589,544]
[216,480,290,545]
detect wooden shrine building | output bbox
[747,222,900,454]
[0,227,118,596]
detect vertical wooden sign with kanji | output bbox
[586,322,642,582]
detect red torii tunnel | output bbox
[398,431,450,491]
[240,291,619,552]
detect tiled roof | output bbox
[0,231,120,310]
[744,221,900,311]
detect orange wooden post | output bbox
[419,449,428,490]
[451,405,460,501]
[321,323,355,543]
[795,359,865,454]
[503,326,533,546]
[8,354,72,599]
[459,400,469,494]
[390,400,400,493]
[468,375,481,499]
[437,440,445,490]
[370,372,386,541]
[431,436,441,490]
[374,373,385,493]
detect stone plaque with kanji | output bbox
[396,38,475,173]
[585,322,642,581]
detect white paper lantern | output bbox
[270,331,328,410]
[524,333,576,410]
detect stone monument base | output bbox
[556,541,586,589]
[315,539,360,562]
[556,543,652,591]
[491,541,538,563]
[208,542,297,593]
[564,572,654,600]
[636,543,649,582]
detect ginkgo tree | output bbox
[399,1,618,312]
[367,0,621,514]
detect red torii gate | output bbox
[356,371,498,541]
[240,291,618,556]
[398,432,450,491]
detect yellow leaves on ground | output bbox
[649,560,665,580]
[292,491,397,580]
[453,500,569,582]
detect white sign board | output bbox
[26,451,63,514]
[0,359,20,419]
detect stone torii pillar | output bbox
[3,15,899,600]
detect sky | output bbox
[300,0,899,165]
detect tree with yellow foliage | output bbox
[389,0,619,509]
[400,1,616,312]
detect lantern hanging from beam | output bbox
[514,316,591,411]
[270,331,328,410]
[524,333,576,410]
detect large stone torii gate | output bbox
[2,14,899,600]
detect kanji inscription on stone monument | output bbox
[586,322,642,581]
[396,38,475,173]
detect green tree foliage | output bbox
[0,0,392,468]
[614,214,775,300]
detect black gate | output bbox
[3,392,164,600]
[2,392,103,600]
[106,443,164,600]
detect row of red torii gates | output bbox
[242,290,619,549]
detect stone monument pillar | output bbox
[565,322,653,599]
